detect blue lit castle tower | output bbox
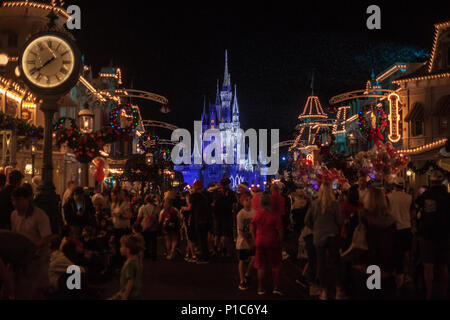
[175,51,267,190]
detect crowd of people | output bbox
[0,168,449,300]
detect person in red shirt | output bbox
[270,183,285,217]
[251,192,283,296]
[251,186,262,212]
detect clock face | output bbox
[21,35,75,89]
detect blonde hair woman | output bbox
[304,182,346,300]
[361,187,396,276]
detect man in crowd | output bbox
[62,180,77,225]
[271,182,289,260]
[214,178,236,258]
[415,170,450,300]
[185,180,212,264]
[0,170,24,229]
[387,176,414,289]
[63,186,95,233]
[10,186,52,299]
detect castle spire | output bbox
[215,79,221,105]
[223,50,231,90]
[201,94,207,123]
[232,84,239,117]
[311,71,315,96]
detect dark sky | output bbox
[71,0,450,142]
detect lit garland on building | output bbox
[0,111,43,147]
[408,160,450,175]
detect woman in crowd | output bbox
[159,198,180,260]
[110,188,132,238]
[250,192,283,296]
[305,181,347,300]
[360,186,396,279]
[339,185,363,251]
[137,195,159,260]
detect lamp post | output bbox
[78,105,94,188]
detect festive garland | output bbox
[53,115,136,163]
[408,160,450,176]
[358,104,388,141]
[0,112,44,148]
[109,104,139,134]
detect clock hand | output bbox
[45,43,57,58]
[36,57,56,71]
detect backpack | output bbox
[143,206,159,232]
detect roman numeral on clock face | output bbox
[63,60,71,65]
[61,51,69,56]
[60,67,68,75]
[29,67,37,75]
[27,60,35,64]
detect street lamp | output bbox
[78,105,94,187]
[78,106,94,134]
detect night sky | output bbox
[71,0,450,142]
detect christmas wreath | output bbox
[109,104,139,134]
[358,104,388,141]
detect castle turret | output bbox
[220,50,233,125]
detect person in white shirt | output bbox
[111,188,132,232]
[11,186,52,299]
[387,176,414,289]
[236,193,256,291]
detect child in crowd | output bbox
[110,235,144,300]
[132,223,146,267]
[236,193,256,290]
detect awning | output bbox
[433,95,450,116]
[404,102,424,122]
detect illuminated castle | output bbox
[174,50,267,189]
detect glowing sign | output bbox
[388,93,401,143]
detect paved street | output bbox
[99,234,311,300]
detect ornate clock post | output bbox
[18,26,82,233]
